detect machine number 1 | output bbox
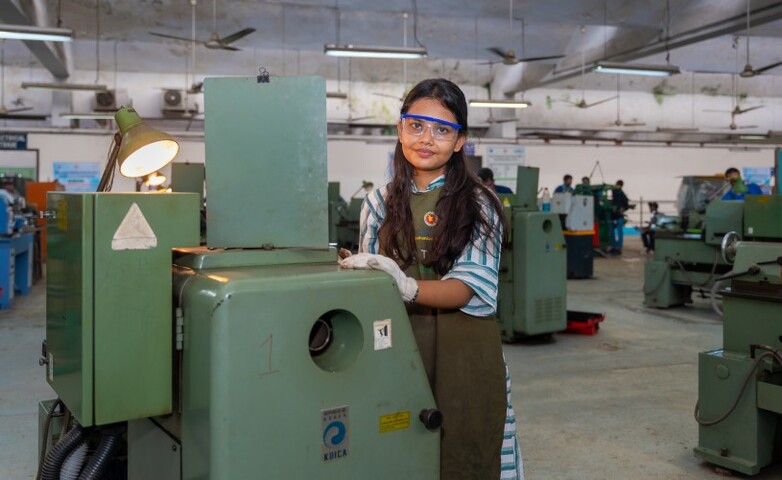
[259,334,280,377]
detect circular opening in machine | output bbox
[542,219,552,233]
[308,310,363,372]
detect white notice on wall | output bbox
[485,145,526,191]
[112,203,158,250]
[373,319,392,350]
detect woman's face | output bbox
[397,98,465,179]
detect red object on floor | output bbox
[564,310,605,335]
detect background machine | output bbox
[496,166,567,341]
[38,77,440,479]
[694,206,782,475]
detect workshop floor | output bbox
[1,238,781,479]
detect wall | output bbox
[23,131,776,229]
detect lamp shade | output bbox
[114,107,179,178]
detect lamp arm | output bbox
[97,132,123,192]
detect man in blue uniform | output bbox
[722,167,763,200]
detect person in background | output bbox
[722,167,764,200]
[610,180,629,255]
[581,176,591,186]
[554,174,574,194]
[340,78,523,479]
[641,201,659,254]
[478,167,513,194]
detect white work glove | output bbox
[339,253,419,303]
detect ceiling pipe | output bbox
[526,2,782,91]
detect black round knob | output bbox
[419,408,443,431]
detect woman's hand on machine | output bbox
[339,253,419,303]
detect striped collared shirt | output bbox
[359,174,503,317]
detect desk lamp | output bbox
[97,107,179,192]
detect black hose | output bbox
[35,398,62,480]
[40,424,88,480]
[78,425,125,480]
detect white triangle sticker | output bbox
[111,203,158,250]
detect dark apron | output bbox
[391,188,506,480]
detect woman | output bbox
[340,78,523,479]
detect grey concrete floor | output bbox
[1,238,781,479]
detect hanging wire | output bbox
[411,0,426,49]
[95,0,100,84]
[212,0,217,34]
[56,0,63,28]
[745,0,751,65]
[1,40,5,109]
[113,40,118,94]
[664,0,671,65]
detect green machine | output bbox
[327,181,366,251]
[497,166,567,341]
[573,182,614,249]
[644,171,778,309]
[694,151,782,475]
[38,77,440,479]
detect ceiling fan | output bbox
[739,0,782,77]
[703,73,764,128]
[0,41,42,120]
[564,51,616,109]
[484,0,563,65]
[609,76,645,127]
[149,0,255,52]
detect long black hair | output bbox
[378,78,508,275]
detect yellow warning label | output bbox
[379,411,411,434]
[56,200,68,232]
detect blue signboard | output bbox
[0,132,27,149]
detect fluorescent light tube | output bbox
[469,99,531,109]
[22,82,109,91]
[324,44,427,59]
[0,24,73,42]
[593,62,680,77]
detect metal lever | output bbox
[39,340,48,366]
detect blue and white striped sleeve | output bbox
[359,186,388,254]
[441,192,503,317]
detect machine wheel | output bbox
[720,231,741,264]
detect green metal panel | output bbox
[744,195,782,239]
[695,350,776,475]
[128,419,181,480]
[171,163,205,207]
[757,378,782,415]
[92,193,200,425]
[642,260,690,308]
[704,200,744,246]
[499,210,566,339]
[204,76,328,249]
[512,166,539,210]
[722,295,782,354]
[176,255,439,479]
[45,193,200,426]
[46,192,94,424]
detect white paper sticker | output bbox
[112,203,157,250]
[373,319,392,350]
[748,226,754,235]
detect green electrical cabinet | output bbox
[45,192,200,426]
[497,166,567,340]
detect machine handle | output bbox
[419,408,443,431]
[39,210,57,219]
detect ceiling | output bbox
[1,0,782,144]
